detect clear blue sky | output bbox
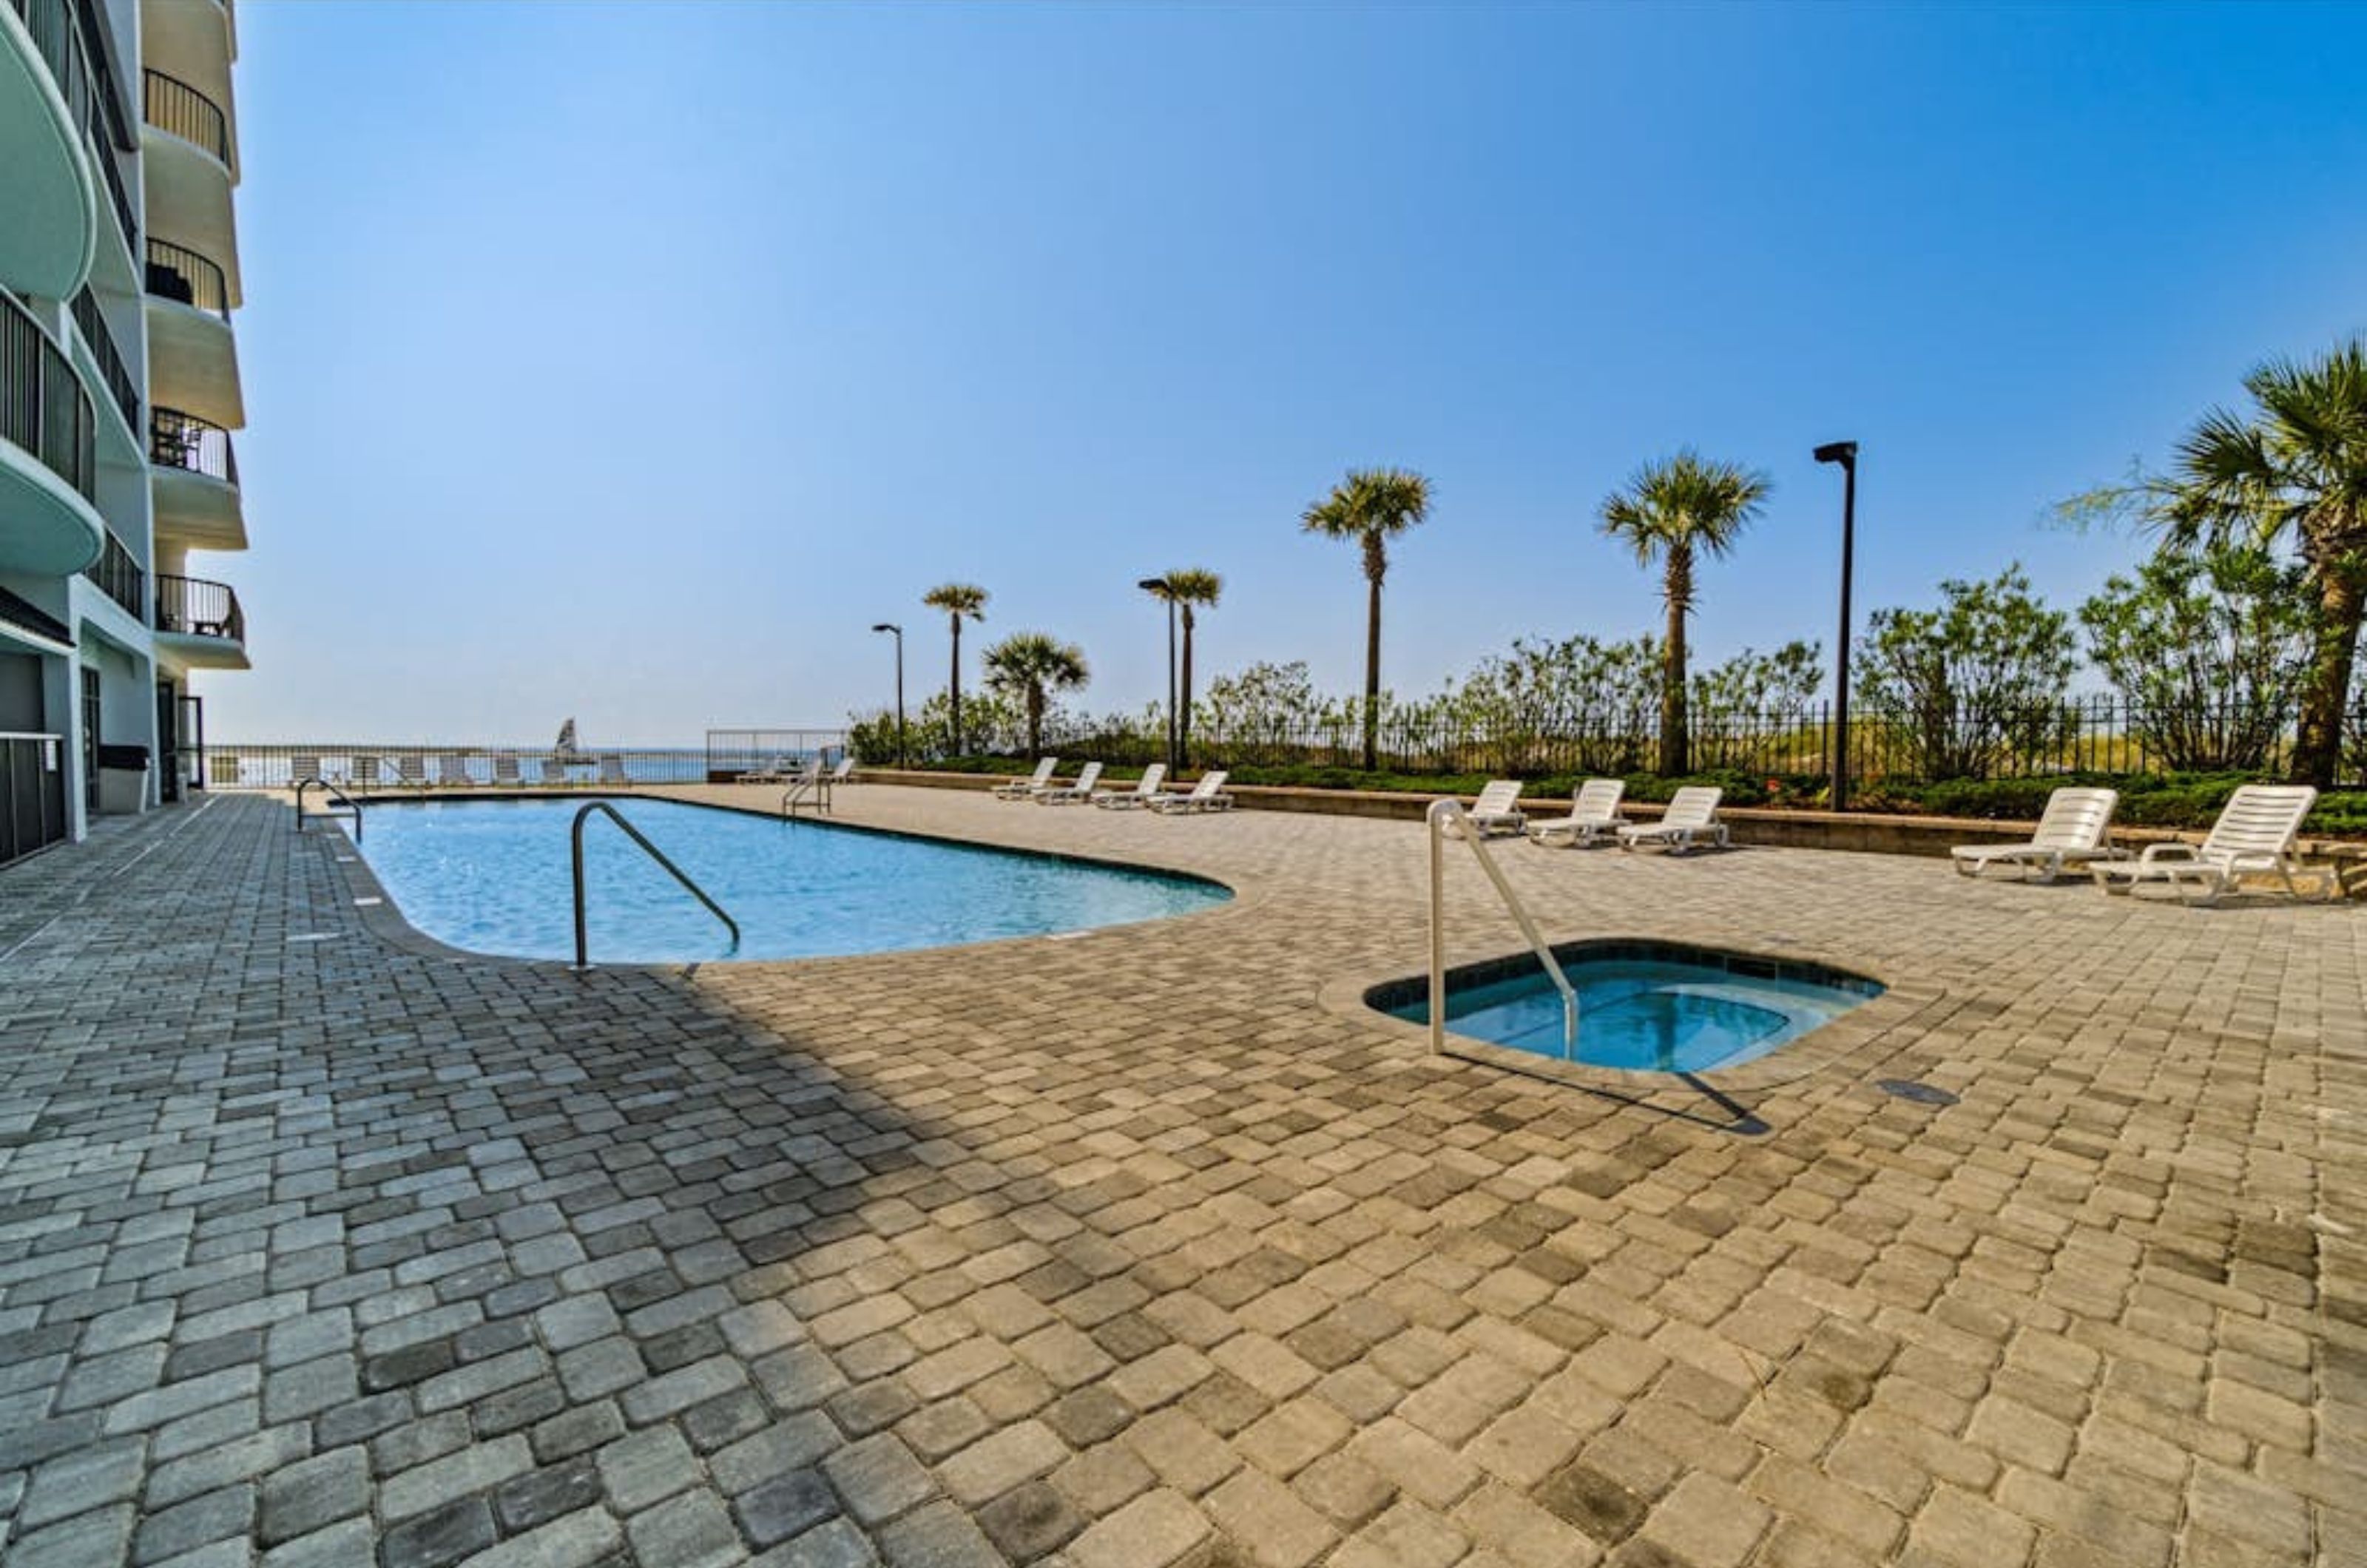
[217,1,2367,744]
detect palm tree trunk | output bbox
[1363,567,1384,772]
[2293,564,2364,787]
[949,618,963,758]
[1662,547,1691,777]
[1178,609,1196,769]
[1027,688,1044,760]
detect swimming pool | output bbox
[1369,939,1881,1073]
[347,797,1230,963]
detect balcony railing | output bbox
[6,0,138,259]
[144,239,229,320]
[150,406,237,484]
[1,289,97,501]
[142,69,229,164]
[82,526,143,620]
[70,288,139,431]
[155,573,242,642]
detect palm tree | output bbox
[982,632,1090,759]
[922,583,988,757]
[1162,569,1223,767]
[1598,450,1772,775]
[2149,337,2367,787]
[1303,467,1433,770]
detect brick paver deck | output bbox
[0,786,2357,1567]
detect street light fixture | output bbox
[1138,578,1178,774]
[869,623,905,769]
[1812,441,1858,812]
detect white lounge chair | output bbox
[1093,763,1166,809]
[736,755,792,784]
[394,754,429,792]
[1442,780,1526,839]
[351,755,381,792]
[1951,788,2122,883]
[1525,779,1629,848]
[1152,770,1234,815]
[433,754,476,789]
[1618,786,1729,854]
[597,754,632,788]
[290,754,323,787]
[826,757,856,785]
[540,758,571,787]
[493,754,523,788]
[1036,761,1104,805]
[2091,785,2328,905]
[992,759,1061,800]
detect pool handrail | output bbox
[1427,797,1578,1059]
[293,776,364,842]
[571,800,740,968]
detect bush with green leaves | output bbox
[2077,545,2309,772]
[1857,566,2078,780]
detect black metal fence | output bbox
[142,68,229,163]
[152,406,236,483]
[85,528,143,621]
[145,240,229,319]
[155,574,241,642]
[702,730,849,781]
[0,288,96,501]
[962,696,2367,788]
[70,288,139,431]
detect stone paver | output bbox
[0,785,2359,1565]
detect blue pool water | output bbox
[349,798,1229,963]
[1377,946,1880,1073]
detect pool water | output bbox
[349,798,1229,963]
[1377,945,1880,1073]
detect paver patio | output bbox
[0,785,2358,1567]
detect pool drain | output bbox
[1877,1078,1958,1106]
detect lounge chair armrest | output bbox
[2137,843,2198,865]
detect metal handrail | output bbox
[571,801,738,968]
[293,775,362,840]
[1426,799,1578,1059]
[780,771,832,818]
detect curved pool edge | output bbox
[1318,933,1945,1097]
[312,789,1266,975]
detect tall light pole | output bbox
[1813,441,1858,812]
[1138,578,1177,774]
[869,623,905,769]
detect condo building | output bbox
[1,0,249,865]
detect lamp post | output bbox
[1138,578,1177,774]
[1812,441,1858,812]
[869,623,905,769]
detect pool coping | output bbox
[308,789,1269,974]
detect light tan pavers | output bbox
[0,785,2358,1566]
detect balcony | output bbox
[154,572,246,669]
[140,68,240,309]
[80,521,141,621]
[0,285,103,574]
[149,405,243,550]
[0,0,132,294]
[143,238,241,430]
[142,68,226,163]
